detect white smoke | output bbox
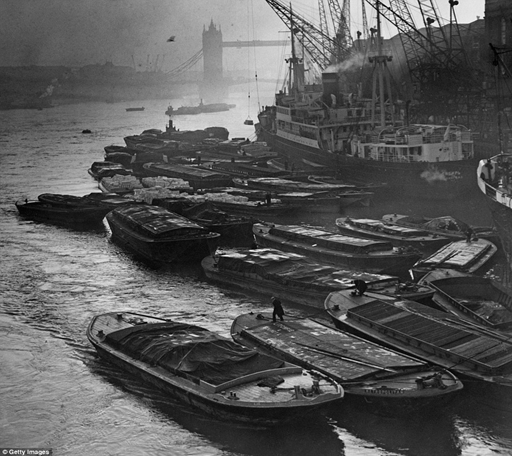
[39,78,59,98]
[420,168,462,184]
[323,52,366,73]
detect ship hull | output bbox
[483,196,512,273]
[258,128,479,200]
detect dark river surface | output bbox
[1,89,512,456]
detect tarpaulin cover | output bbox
[216,248,396,291]
[106,321,284,385]
[112,205,208,238]
[346,218,427,237]
[424,216,469,233]
[268,225,393,253]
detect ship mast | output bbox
[369,0,394,128]
[287,5,303,99]
[490,43,512,155]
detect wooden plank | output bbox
[384,315,435,335]
[349,301,404,321]
[422,328,477,348]
[448,337,502,358]
[482,349,512,368]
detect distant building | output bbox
[200,20,227,102]
[202,20,223,83]
[486,0,512,70]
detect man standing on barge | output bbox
[271,296,284,322]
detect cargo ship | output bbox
[256,7,477,200]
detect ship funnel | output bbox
[322,73,339,108]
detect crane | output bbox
[363,0,480,121]
[318,0,330,60]
[264,0,353,70]
[326,0,353,62]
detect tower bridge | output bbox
[200,20,287,100]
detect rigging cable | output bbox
[245,0,253,124]
[250,0,262,113]
[165,49,203,79]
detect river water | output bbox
[1,87,512,456]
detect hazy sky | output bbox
[0,0,486,71]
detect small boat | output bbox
[382,214,499,244]
[126,107,145,112]
[252,222,422,276]
[37,192,133,210]
[244,118,254,126]
[88,161,132,180]
[231,313,462,415]
[123,135,179,156]
[217,138,250,153]
[160,122,229,144]
[105,204,221,265]
[142,163,233,190]
[419,269,512,331]
[104,151,134,168]
[324,289,512,405]
[239,142,275,159]
[335,217,452,254]
[201,248,434,308]
[104,145,132,154]
[409,238,498,281]
[98,175,144,194]
[87,311,343,425]
[169,101,235,116]
[15,199,111,228]
[180,202,255,247]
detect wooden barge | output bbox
[87,311,343,426]
[231,313,462,415]
[252,222,422,276]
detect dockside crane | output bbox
[264,0,353,70]
[318,0,331,63]
[326,0,353,62]
[364,0,481,121]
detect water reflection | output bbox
[87,353,346,456]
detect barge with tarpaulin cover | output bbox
[15,197,113,228]
[335,216,452,254]
[382,214,498,245]
[87,311,343,426]
[233,177,373,208]
[105,204,220,265]
[202,248,433,308]
[252,222,422,276]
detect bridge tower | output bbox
[201,20,227,101]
